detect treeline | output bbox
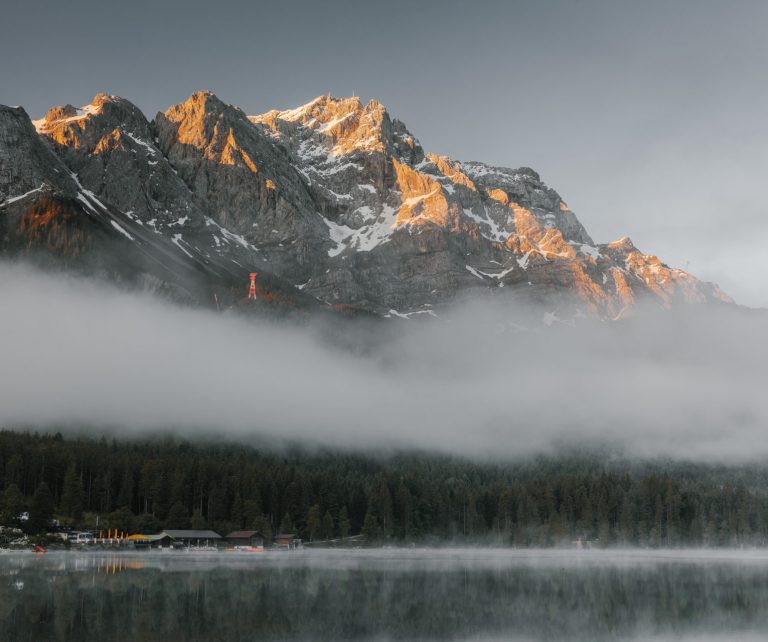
[2,430,768,546]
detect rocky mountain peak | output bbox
[43,104,78,121]
[0,105,77,204]
[1,90,734,320]
[156,91,258,160]
[607,236,636,252]
[27,93,223,261]
[163,90,229,120]
[252,95,423,162]
[154,92,326,283]
[33,94,152,148]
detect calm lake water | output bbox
[2,548,768,641]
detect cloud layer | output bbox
[0,263,765,460]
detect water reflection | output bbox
[1,549,768,641]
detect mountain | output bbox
[0,91,731,318]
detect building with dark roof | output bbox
[128,533,175,549]
[273,533,301,549]
[225,530,265,548]
[162,530,222,548]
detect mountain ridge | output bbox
[0,91,732,319]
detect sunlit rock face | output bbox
[33,94,200,228]
[155,91,328,283]
[0,101,260,305]
[1,92,732,318]
[30,93,261,269]
[247,94,729,315]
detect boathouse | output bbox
[127,533,174,549]
[273,533,301,549]
[162,529,222,548]
[226,530,265,549]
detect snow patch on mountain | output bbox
[322,204,398,257]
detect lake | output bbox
[2,548,768,641]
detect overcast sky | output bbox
[2,0,766,306]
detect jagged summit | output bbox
[161,90,235,122]
[463,162,541,183]
[32,94,143,135]
[607,236,636,251]
[254,94,383,125]
[0,104,79,206]
[251,95,423,162]
[0,90,733,319]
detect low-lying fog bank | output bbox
[0,262,765,460]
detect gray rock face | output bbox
[1,92,732,319]
[35,94,200,228]
[154,91,328,283]
[246,95,729,316]
[0,105,77,202]
[30,93,261,271]
[0,105,82,260]
[0,102,251,304]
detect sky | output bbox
[0,263,766,461]
[2,0,767,305]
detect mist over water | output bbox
[3,549,768,641]
[0,263,765,460]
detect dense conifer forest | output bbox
[1,430,768,546]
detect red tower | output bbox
[248,272,258,299]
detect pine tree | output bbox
[368,479,393,538]
[1,483,23,525]
[116,468,135,512]
[253,514,273,543]
[60,462,84,520]
[338,506,351,539]
[496,489,515,540]
[190,510,206,530]
[230,491,244,529]
[28,482,54,534]
[618,496,634,544]
[395,481,414,539]
[243,499,261,529]
[4,454,23,489]
[166,502,190,529]
[278,513,294,534]
[361,508,380,543]
[306,504,321,541]
[322,510,335,540]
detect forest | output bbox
[1,429,768,546]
